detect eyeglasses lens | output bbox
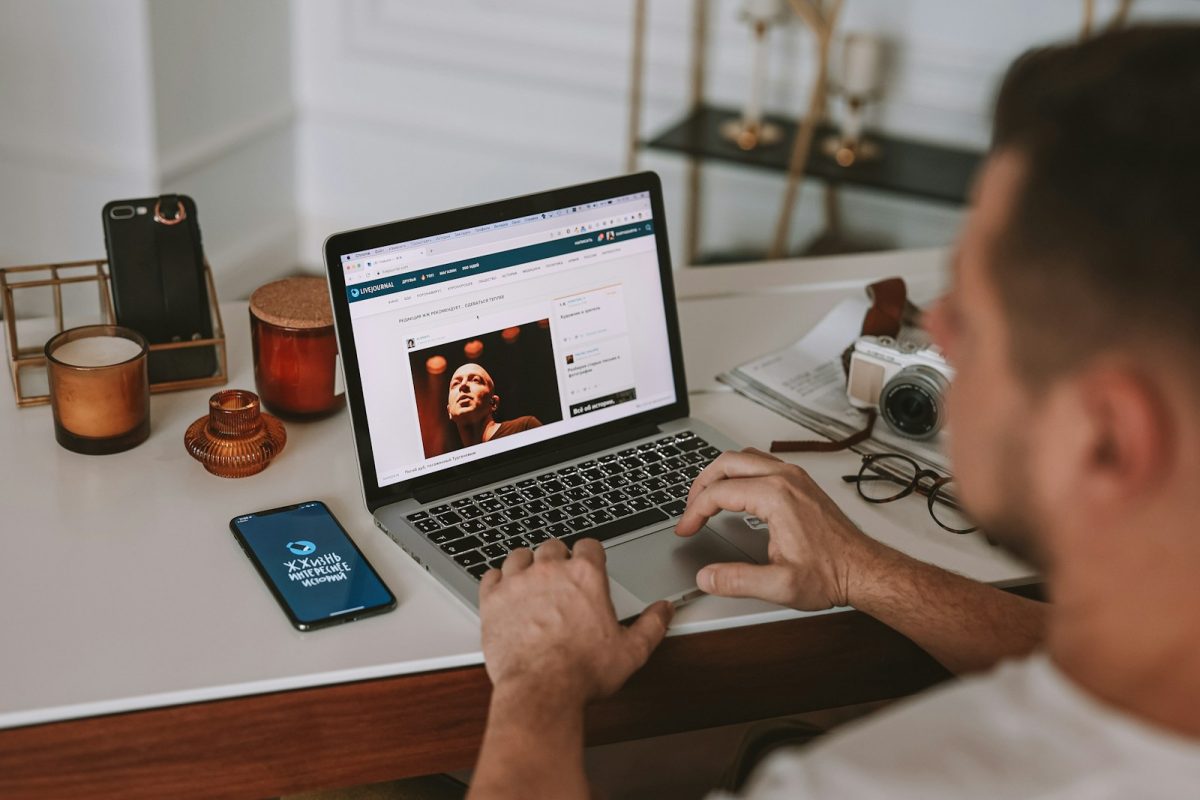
[929,480,978,533]
[857,455,918,502]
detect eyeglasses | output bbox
[842,453,978,534]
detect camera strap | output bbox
[769,408,877,453]
[860,277,912,338]
[769,277,912,453]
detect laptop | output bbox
[324,172,767,619]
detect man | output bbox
[447,363,541,448]
[468,27,1200,798]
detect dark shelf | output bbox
[642,104,983,206]
[690,233,893,266]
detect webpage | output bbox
[341,194,676,488]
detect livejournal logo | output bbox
[350,288,360,298]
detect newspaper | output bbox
[717,297,951,473]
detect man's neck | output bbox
[1046,514,1200,739]
[455,418,500,447]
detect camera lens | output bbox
[881,366,949,440]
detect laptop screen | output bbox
[338,189,677,489]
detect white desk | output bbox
[0,247,1031,734]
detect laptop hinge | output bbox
[413,423,659,504]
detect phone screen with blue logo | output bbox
[231,501,395,629]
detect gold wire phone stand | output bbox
[1,258,228,408]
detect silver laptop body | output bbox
[324,173,766,619]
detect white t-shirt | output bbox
[711,654,1200,799]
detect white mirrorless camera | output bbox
[846,332,953,440]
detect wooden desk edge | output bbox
[0,584,1042,800]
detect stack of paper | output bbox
[717,297,951,474]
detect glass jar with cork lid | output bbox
[249,276,344,419]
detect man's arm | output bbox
[844,543,1045,674]
[471,685,588,800]
[677,450,1046,674]
[468,539,673,800]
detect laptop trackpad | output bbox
[607,528,752,603]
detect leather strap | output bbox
[770,409,877,453]
[154,195,201,340]
[861,277,909,337]
[839,276,917,376]
[770,278,912,453]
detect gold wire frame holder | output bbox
[1,258,228,408]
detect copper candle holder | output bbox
[184,389,287,478]
[45,325,150,455]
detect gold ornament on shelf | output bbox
[820,33,884,167]
[719,0,791,151]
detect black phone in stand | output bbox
[102,194,217,383]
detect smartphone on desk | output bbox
[230,500,396,631]
[102,195,217,382]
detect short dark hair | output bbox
[989,25,1200,386]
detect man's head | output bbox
[447,363,499,426]
[924,26,1200,570]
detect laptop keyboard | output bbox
[404,431,721,581]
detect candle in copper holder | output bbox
[249,276,344,420]
[45,325,150,455]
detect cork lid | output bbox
[249,276,333,329]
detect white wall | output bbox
[0,0,156,266]
[3,0,1198,300]
[0,0,293,313]
[292,0,1200,271]
[148,0,297,300]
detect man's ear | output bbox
[1075,363,1173,509]
[491,394,500,412]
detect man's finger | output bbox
[696,562,798,606]
[686,449,796,506]
[534,537,569,561]
[479,567,502,596]
[676,476,776,537]
[502,547,533,574]
[570,537,607,570]
[743,446,783,462]
[623,599,673,667]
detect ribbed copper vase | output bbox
[184,389,286,478]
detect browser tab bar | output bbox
[340,191,652,269]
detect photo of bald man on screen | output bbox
[409,319,563,459]
[446,363,541,447]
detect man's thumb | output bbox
[697,562,796,605]
[624,600,673,665]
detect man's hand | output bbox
[471,540,671,800]
[675,448,884,611]
[479,538,673,703]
